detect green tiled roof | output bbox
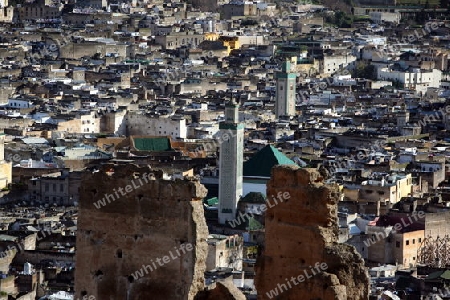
[228,215,263,231]
[243,145,296,177]
[133,137,171,151]
[440,270,450,280]
[247,217,263,231]
[205,197,219,206]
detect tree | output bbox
[353,62,377,80]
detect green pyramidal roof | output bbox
[133,137,172,151]
[243,145,296,177]
[440,270,450,280]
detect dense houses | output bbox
[0,0,445,298]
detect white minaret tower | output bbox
[218,97,244,225]
[276,60,297,118]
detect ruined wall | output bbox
[75,165,209,300]
[195,281,246,300]
[255,166,369,300]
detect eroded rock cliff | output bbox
[255,165,369,300]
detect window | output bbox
[419,238,422,243]
[406,240,409,246]
[45,183,49,192]
[60,184,64,192]
[413,239,415,244]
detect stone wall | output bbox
[424,211,450,240]
[255,166,369,300]
[74,164,209,300]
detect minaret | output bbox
[276,60,297,118]
[218,97,244,225]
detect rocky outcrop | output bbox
[255,166,369,300]
[75,164,209,300]
[195,281,246,300]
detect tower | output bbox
[218,98,244,225]
[276,60,297,118]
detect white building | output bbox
[332,75,357,86]
[7,98,34,109]
[369,12,400,24]
[320,54,357,75]
[355,35,387,46]
[125,113,187,139]
[377,67,442,95]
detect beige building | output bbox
[0,134,12,189]
[17,2,61,22]
[0,7,16,23]
[359,174,412,206]
[364,226,424,268]
[154,32,205,50]
[392,230,424,268]
[27,171,74,206]
[219,3,257,19]
[60,41,130,60]
[206,234,243,271]
[57,111,101,134]
[101,110,127,135]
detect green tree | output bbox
[353,62,376,80]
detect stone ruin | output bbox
[255,165,369,299]
[75,164,369,299]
